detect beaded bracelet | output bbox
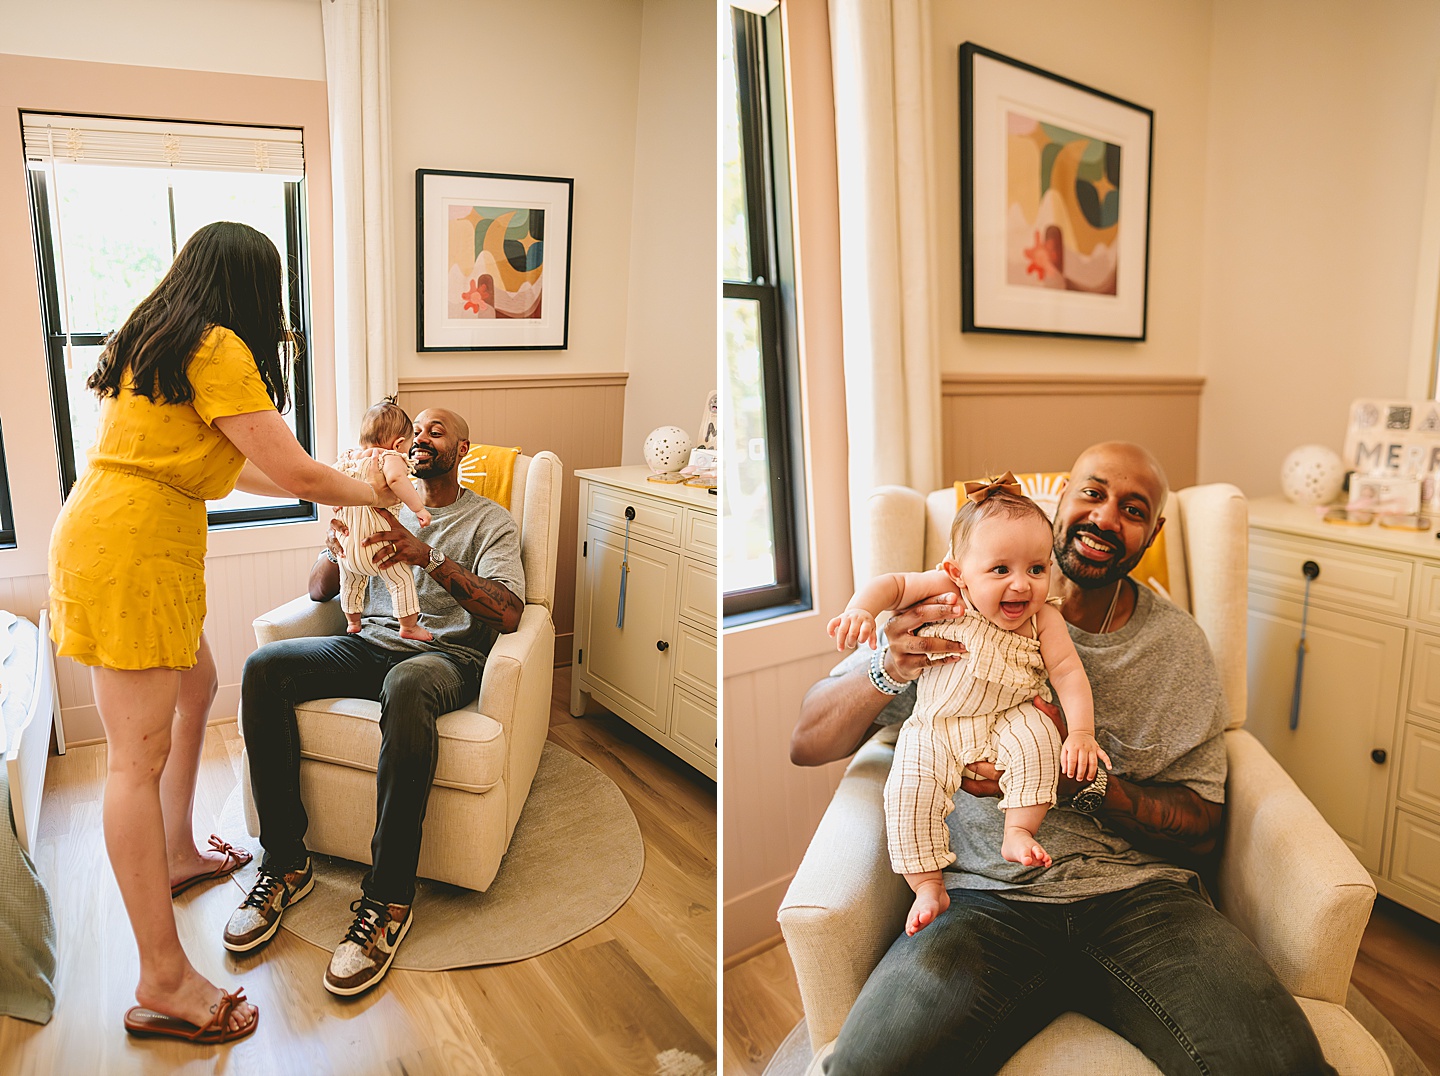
[868,645,907,696]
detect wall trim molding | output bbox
[399,372,629,392]
[724,932,785,970]
[942,373,1205,397]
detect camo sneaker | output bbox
[323,897,413,996]
[222,858,314,953]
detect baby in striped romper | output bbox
[828,475,1109,936]
[333,400,433,641]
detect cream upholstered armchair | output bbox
[239,450,562,893]
[779,482,1392,1074]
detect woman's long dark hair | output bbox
[87,220,294,412]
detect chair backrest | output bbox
[504,451,563,612]
[864,480,1248,729]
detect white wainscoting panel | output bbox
[723,650,855,958]
[0,546,316,746]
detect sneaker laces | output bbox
[343,898,386,948]
[240,869,285,910]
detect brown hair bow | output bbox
[963,470,1022,505]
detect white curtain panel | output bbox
[321,0,398,449]
[829,0,942,573]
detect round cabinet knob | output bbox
[1371,749,1387,764]
[657,640,670,652]
[1302,560,1320,580]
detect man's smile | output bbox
[1070,527,1119,561]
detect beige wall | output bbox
[1196,0,1440,495]
[620,0,718,465]
[388,0,714,443]
[0,0,325,78]
[929,0,1214,380]
[389,0,643,386]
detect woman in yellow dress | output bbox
[49,221,385,1044]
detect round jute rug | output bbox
[222,741,643,970]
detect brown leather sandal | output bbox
[123,988,258,1044]
[170,835,254,898]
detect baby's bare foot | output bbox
[905,880,950,936]
[398,623,433,641]
[345,617,363,635]
[1002,828,1052,868]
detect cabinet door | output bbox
[579,523,678,736]
[1246,593,1402,871]
[671,684,717,777]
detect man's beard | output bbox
[410,445,457,478]
[1053,521,1146,589]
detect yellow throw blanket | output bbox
[458,444,521,509]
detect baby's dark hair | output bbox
[949,490,1052,559]
[359,397,412,448]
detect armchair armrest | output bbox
[252,593,347,647]
[779,729,911,1052]
[1174,483,1249,729]
[478,603,555,833]
[1216,729,1376,1004]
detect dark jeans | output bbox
[825,881,1335,1076]
[240,634,480,906]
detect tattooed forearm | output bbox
[433,559,523,632]
[1101,775,1223,862]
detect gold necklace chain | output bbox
[1098,578,1125,634]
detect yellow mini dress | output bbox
[48,326,276,670]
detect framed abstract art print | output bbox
[960,43,1153,341]
[416,169,574,351]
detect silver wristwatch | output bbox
[1070,766,1109,814]
[320,547,339,565]
[424,547,446,574]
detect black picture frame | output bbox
[960,43,1153,341]
[415,168,574,352]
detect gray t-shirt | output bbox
[852,584,1229,901]
[357,488,525,672]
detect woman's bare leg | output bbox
[161,635,235,886]
[93,664,255,1032]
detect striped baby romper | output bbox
[884,602,1063,874]
[332,448,422,621]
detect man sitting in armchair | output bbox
[224,407,524,997]
[791,442,1336,1075]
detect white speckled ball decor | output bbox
[1280,445,1345,506]
[643,426,693,473]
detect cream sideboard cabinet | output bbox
[1247,497,1440,921]
[571,466,717,779]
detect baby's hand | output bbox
[826,609,878,651]
[415,507,432,528]
[1060,731,1112,782]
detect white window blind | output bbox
[20,113,304,177]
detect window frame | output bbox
[0,418,15,550]
[25,154,317,530]
[723,4,810,624]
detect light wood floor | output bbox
[724,897,1440,1076]
[0,666,717,1076]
